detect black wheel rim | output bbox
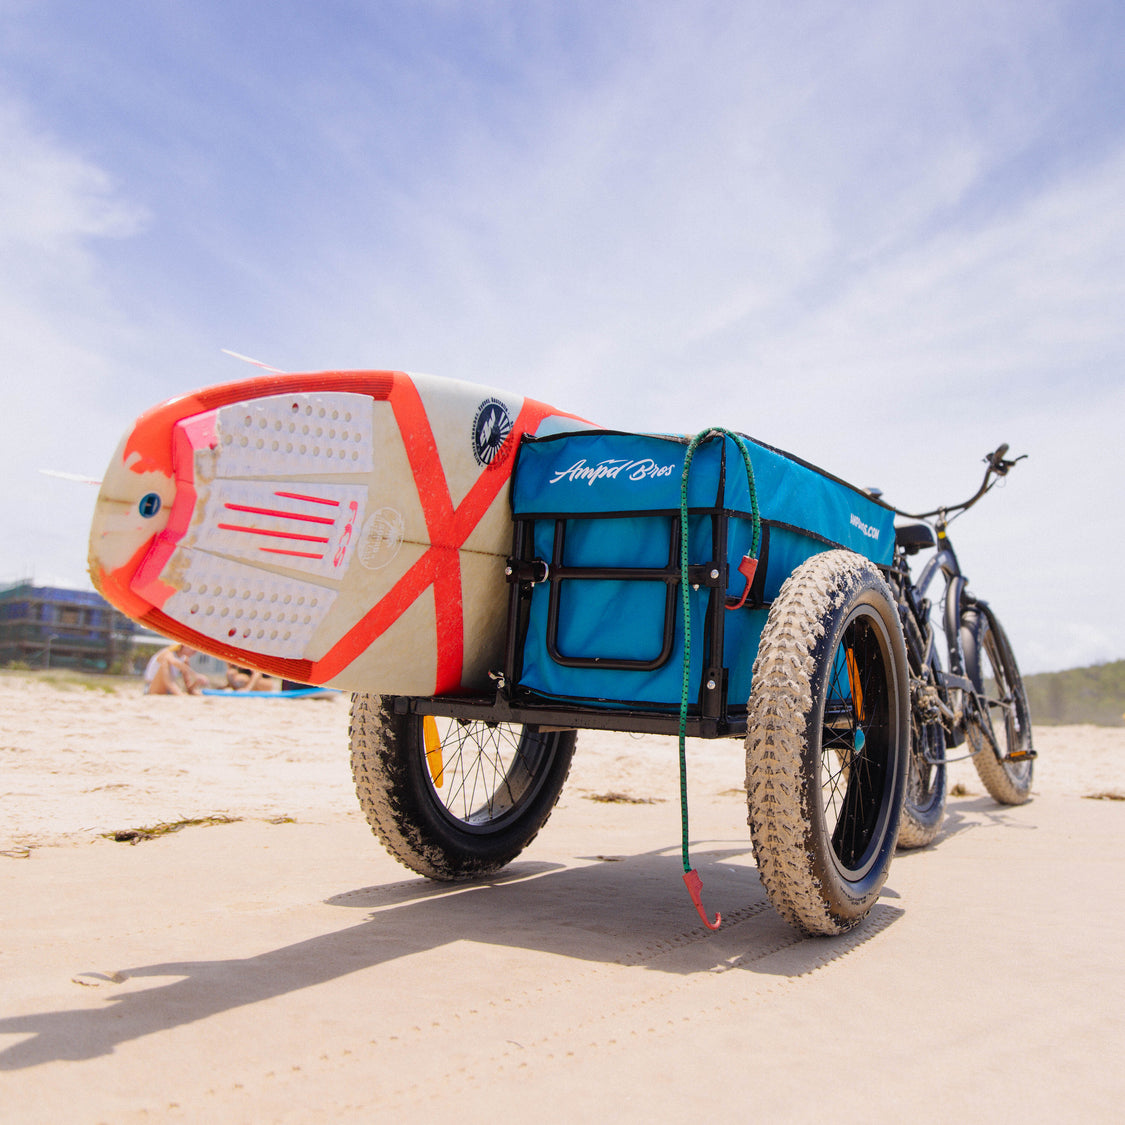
[820,608,898,880]
[416,718,557,835]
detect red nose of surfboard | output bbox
[88,427,180,623]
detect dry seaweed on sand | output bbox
[103,815,242,843]
[583,791,663,805]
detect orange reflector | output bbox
[845,647,865,723]
[423,715,444,788]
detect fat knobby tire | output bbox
[961,608,1034,805]
[745,550,909,936]
[897,709,947,849]
[350,693,576,880]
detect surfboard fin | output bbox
[220,349,287,373]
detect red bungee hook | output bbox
[683,868,722,930]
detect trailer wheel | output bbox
[745,551,909,935]
[350,694,575,880]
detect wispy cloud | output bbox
[0,103,146,250]
[0,96,151,585]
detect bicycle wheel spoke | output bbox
[418,720,552,827]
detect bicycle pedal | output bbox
[1004,749,1037,762]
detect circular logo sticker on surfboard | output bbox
[471,398,514,467]
[138,492,162,518]
[358,508,405,570]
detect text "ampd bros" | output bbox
[548,458,677,486]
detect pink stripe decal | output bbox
[222,503,335,525]
[217,523,330,544]
[259,548,327,560]
[274,491,341,507]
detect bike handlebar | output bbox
[893,443,1026,522]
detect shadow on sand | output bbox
[0,841,903,1069]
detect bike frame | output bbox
[888,444,1026,764]
[917,521,971,670]
[891,519,972,754]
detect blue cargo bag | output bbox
[508,429,894,714]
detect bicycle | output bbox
[886,444,1036,847]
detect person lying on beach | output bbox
[225,664,277,692]
[144,644,208,695]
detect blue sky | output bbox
[2,0,1123,674]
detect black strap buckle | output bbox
[505,558,549,585]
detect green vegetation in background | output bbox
[1023,661,1125,727]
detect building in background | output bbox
[0,582,151,672]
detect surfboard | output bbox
[200,687,340,699]
[89,371,593,695]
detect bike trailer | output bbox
[506,429,894,720]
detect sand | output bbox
[2,672,1124,1122]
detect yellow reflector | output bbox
[423,715,444,788]
[845,647,865,724]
